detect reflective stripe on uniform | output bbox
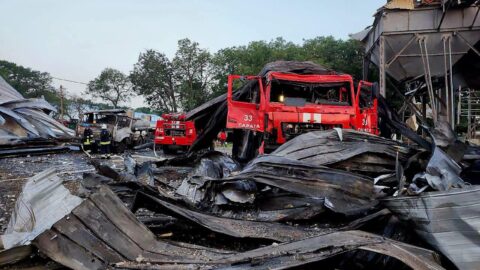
[100,141,111,145]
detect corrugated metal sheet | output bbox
[0,168,83,249]
[0,75,74,145]
[384,186,480,270]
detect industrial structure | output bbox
[354,0,480,141]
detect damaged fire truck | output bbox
[226,72,378,154]
[154,112,197,154]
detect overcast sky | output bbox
[0,0,384,108]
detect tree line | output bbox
[87,36,364,113]
[0,36,365,117]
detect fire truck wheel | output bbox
[162,145,176,155]
[115,141,127,153]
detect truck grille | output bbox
[165,129,186,137]
[282,123,332,141]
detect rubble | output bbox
[0,61,479,269]
[0,172,445,270]
[384,186,480,270]
[0,168,83,249]
[0,75,74,153]
[271,128,415,177]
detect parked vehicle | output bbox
[226,72,378,153]
[154,112,197,154]
[76,109,150,153]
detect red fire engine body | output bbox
[226,72,378,151]
[154,113,196,153]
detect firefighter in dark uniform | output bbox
[82,126,93,154]
[100,124,111,158]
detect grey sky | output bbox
[0,0,384,108]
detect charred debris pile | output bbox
[0,61,479,269]
[1,120,479,269]
[0,75,75,157]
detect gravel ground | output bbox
[0,145,231,235]
[0,152,94,234]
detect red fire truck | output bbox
[226,72,378,152]
[154,113,197,154]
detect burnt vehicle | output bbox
[226,73,378,153]
[76,109,150,153]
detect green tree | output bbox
[209,36,364,99]
[172,38,213,111]
[64,94,91,120]
[130,50,179,113]
[210,37,303,97]
[0,60,59,104]
[86,68,133,108]
[131,39,213,113]
[301,36,364,78]
[131,36,366,111]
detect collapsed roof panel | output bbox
[0,75,74,146]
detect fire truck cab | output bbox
[154,112,196,154]
[226,72,378,151]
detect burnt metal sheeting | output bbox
[0,168,83,249]
[217,230,444,270]
[235,155,378,215]
[186,61,333,153]
[376,94,432,150]
[384,185,480,270]
[0,75,73,146]
[271,129,414,176]
[32,186,233,270]
[173,153,377,217]
[17,185,443,270]
[134,191,320,242]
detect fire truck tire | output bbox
[162,145,176,155]
[115,141,127,153]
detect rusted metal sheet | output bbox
[384,185,480,270]
[385,0,415,10]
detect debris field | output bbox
[0,57,479,269]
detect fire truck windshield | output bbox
[270,80,351,106]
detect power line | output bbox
[52,76,89,85]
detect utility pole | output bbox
[60,85,64,121]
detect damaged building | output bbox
[1,1,480,270]
[0,75,75,156]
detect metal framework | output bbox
[356,3,480,130]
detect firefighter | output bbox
[82,126,93,154]
[99,124,111,158]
